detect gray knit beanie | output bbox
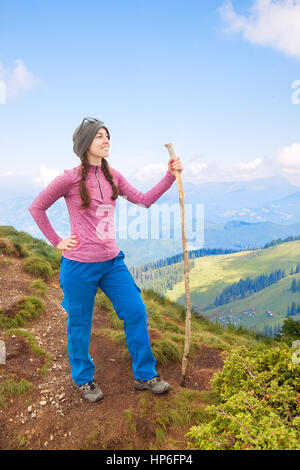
[72,118,110,158]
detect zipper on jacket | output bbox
[95,166,104,200]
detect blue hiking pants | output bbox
[59,250,157,386]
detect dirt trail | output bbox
[0,253,224,450]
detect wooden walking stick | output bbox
[165,143,191,386]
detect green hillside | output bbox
[160,240,300,333]
[204,272,300,332]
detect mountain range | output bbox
[1,175,300,265]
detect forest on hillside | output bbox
[213,269,286,307]
[129,247,239,295]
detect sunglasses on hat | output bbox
[77,117,103,135]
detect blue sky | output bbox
[1,0,300,191]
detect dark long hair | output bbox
[79,153,119,209]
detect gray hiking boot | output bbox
[72,379,104,402]
[134,375,171,394]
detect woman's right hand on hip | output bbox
[56,235,79,251]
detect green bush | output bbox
[187,391,299,450]
[186,343,300,450]
[275,318,300,346]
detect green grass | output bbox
[137,387,212,448]
[0,237,28,257]
[96,328,127,347]
[0,296,45,329]
[108,310,124,330]
[13,435,31,448]
[151,337,182,365]
[23,255,54,281]
[124,408,137,433]
[0,373,33,409]
[0,226,61,269]
[115,386,215,449]
[10,240,30,258]
[146,303,165,331]
[30,279,48,297]
[95,290,115,314]
[164,320,184,334]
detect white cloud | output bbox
[137,156,274,184]
[185,159,208,177]
[134,162,168,182]
[131,158,209,184]
[181,156,275,183]
[168,151,300,185]
[276,142,300,174]
[240,158,263,171]
[33,165,60,187]
[0,59,41,100]
[121,146,300,186]
[219,0,300,59]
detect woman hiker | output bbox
[29,117,183,403]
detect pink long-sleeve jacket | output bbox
[28,163,176,263]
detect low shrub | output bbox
[186,343,300,450]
